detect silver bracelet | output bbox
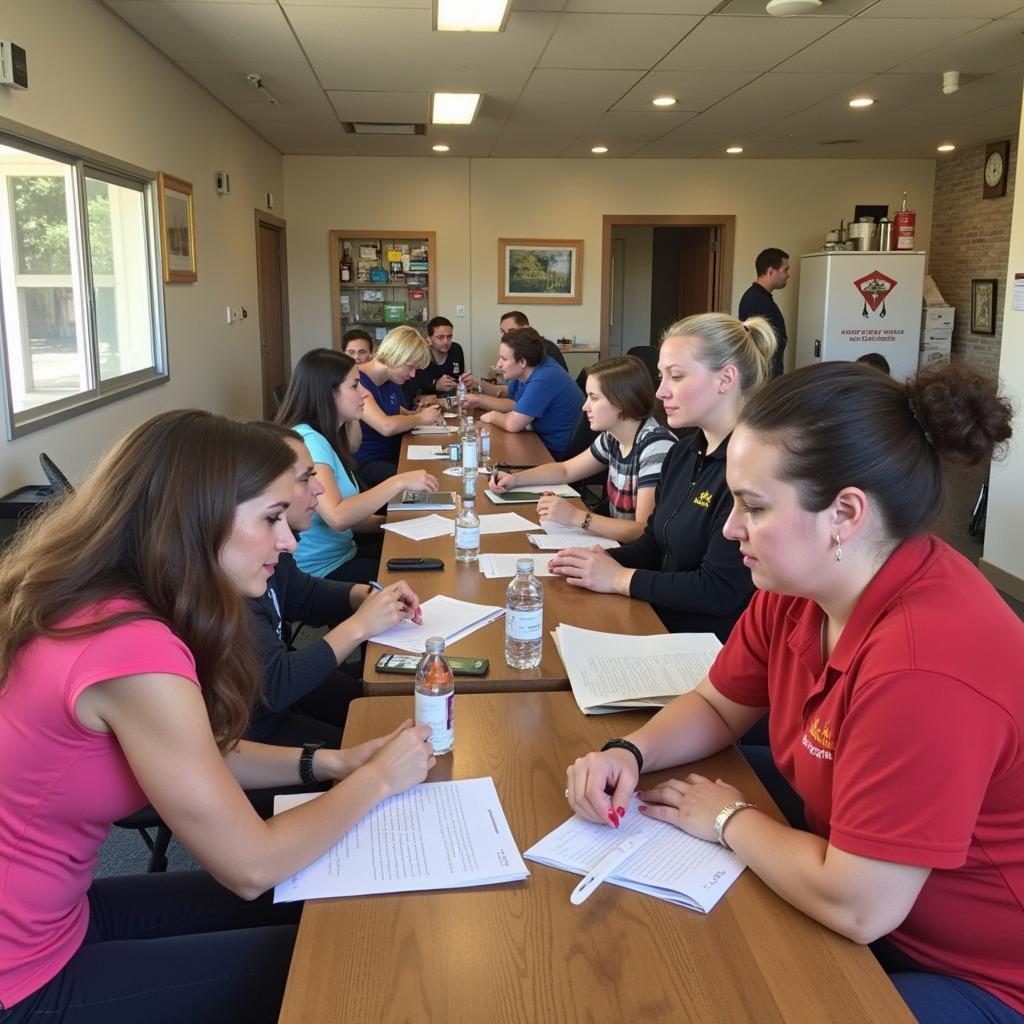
[713,801,757,850]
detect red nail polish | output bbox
[607,811,619,828]
[616,807,626,817]
[639,805,648,812]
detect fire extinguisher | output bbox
[893,192,916,251]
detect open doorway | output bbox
[254,210,291,418]
[601,214,735,357]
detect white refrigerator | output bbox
[795,251,926,381]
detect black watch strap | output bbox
[299,742,324,786]
[600,738,643,774]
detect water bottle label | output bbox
[506,608,543,641]
[462,445,478,471]
[415,691,454,752]
[456,525,479,548]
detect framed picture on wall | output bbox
[498,238,582,304]
[971,278,997,335]
[157,172,197,283]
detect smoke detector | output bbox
[766,0,822,14]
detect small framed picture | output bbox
[157,172,196,283]
[359,244,378,260]
[499,238,582,304]
[971,278,997,335]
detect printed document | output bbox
[483,484,578,505]
[274,778,528,903]
[478,512,537,535]
[381,514,455,541]
[529,533,619,550]
[370,594,504,653]
[406,445,449,460]
[554,624,722,714]
[525,798,742,912]
[480,553,556,578]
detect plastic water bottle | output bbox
[455,496,480,564]
[415,636,454,755]
[479,424,492,472]
[456,379,467,423]
[461,415,478,499]
[505,558,543,669]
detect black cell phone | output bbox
[386,557,445,571]
[375,654,489,676]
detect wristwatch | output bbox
[713,801,757,850]
[581,511,592,531]
[299,742,324,786]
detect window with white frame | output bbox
[0,133,166,437]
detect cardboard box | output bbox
[921,306,954,329]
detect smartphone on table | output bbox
[375,653,489,676]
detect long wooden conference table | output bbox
[278,421,913,1024]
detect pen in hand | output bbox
[369,581,423,624]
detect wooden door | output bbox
[608,237,626,357]
[256,217,289,418]
[677,226,713,318]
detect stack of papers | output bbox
[479,553,556,578]
[370,594,504,653]
[553,624,722,714]
[525,799,742,912]
[529,533,619,550]
[274,778,529,903]
[381,514,454,541]
[483,484,578,505]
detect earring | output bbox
[833,534,843,563]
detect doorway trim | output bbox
[254,209,291,416]
[600,214,736,356]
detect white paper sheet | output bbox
[370,594,504,653]
[381,514,455,541]
[483,484,578,505]
[406,445,449,460]
[479,553,556,578]
[529,533,619,550]
[411,425,458,435]
[555,623,722,714]
[443,466,490,476]
[525,798,742,912]
[273,778,528,903]
[478,512,537,535]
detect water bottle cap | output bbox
[425,636,446,653]
[516,558,535,573]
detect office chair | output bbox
[625,346,660,388]
[39,453,74,496]
[543,338,568,371]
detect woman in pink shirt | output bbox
[0,410,435,1023]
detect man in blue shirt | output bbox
[738,247,789,378]
[472,327,583,458]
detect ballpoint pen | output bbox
[570,832,651,906]
[369,581,422,624]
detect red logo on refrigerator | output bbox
[853,270,897,318]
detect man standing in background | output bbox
[738,248,789,377]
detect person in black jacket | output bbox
[738,248,789,378]
[246,422,421,747]
[407,315,466,405]
[548,312,776,642]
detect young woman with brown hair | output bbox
[0,410,434,1023]
[566,361,1023,1024]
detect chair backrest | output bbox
[543,338,568,371]
[625,345,660,388]
[39,453,74,497]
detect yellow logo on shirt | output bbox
[801,717,835,761]
[693,490,712,509]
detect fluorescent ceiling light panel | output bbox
[432,93,481,125]
[434,0,509,32]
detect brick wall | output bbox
[928,137,1016,379]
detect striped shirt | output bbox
[589,418,677,519]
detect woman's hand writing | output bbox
[566,748,640,829]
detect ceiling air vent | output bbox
[818,138,860,146]
[342,122,426,135]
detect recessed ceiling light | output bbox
[849,97,875,108]
[937,143,956,152]
[591,146,608,154]
[432,144,450,152]
[652,96,677,107]
[765,0,822,14]
[726,146,744,154]
[432,93,481,125]
[434,0,509,32]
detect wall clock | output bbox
[983,140,1010,199]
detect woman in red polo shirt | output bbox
[566,361,1023,1024]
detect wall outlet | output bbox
[456,304,466,316]
[225,306,239,325]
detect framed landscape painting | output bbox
[157,172,197,283]
[499,238,582,304]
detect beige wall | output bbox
[0,0,283,492]
[286,155,934,376]
[983,86,1024,588]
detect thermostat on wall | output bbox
[0,42,28,90]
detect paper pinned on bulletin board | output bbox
[1013,273,1024,312]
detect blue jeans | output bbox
[738,737,1024,1024]
[2,872,301,1024]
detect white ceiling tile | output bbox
[566,0,721,11]
[248,120,356,154]
[657,15,843,72]
[179,61,337,121]
[1004,5,1024,15]
[612,69,761,112]
[538,13,702,69]
[577,109,697,143]
[511,0,567,10]
[282,0,427,6]
[106,1,305,62]
[775,17,988,72]
[515,68,647,118]
[326,91,430,123]
[716,0,875,13]
[889,18,1024,73]
[859,0,1021,16]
